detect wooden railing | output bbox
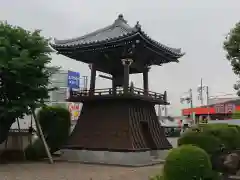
[131,87,165,100]
[70,87,166,102]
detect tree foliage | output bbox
[223,22,240,95]
[0,21,58,143]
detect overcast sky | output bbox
[1,0,240,115]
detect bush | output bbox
[25,106,71,159]
[203,124,239,150]
[181,123,240,151]
[37,106,71,152]
[163,145,213,180]
[178,131,222,154]
[149,175,163,180]
[226,124,240,149]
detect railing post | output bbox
[130,85,134,94]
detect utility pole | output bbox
[188,88,195,124]
[206,86,210,120]
[82,76,88,90]
[199,78,204,106]
[206,86,209,106]
[189,88,193,110]
[180,88,195,124]
[197,78,210,121]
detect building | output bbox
[0,70,87,154]
[11,69,87,130]
[51,14,184,165]
[182,97,240,121]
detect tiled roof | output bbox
[52,14,184,57]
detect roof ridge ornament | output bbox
[135,21,141,30]
[114,14,127,24]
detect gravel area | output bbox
[0,162,162,180]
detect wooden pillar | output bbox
[121,59,133,94]
[89,63,96,95]
[143,67,149,95]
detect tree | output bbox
[0,21,58,163]
[223,22,240,95]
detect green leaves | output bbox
[0,21,58,143]
[224,22,240,94]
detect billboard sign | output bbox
[67,71,80,89]
[68,102,82,121]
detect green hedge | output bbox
[203,123,240,150]
[178,131,222,154]
[179,123,240,152]
[25,106,71,160]
[163,145,213,180]
[226,124,240,149]
[231,110,240,119]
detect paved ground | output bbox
[0,138,175,180]
[167,137,178,148]
[0,162,162,180]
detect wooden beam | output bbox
[98,74,113,80]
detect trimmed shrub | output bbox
[178,130,222,154]
[226,124,240,149]
[163,145,213,180]
[181,123,240,151]
[25,106,71,159]
[203,124,239,150]
[36,106,71,152]
[149,175,163,180]
[208,171,222,180]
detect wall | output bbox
[0,133,35,151]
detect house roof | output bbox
[51,14,184,57]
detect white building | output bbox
[11,69,87,130]
[208,97,240,105]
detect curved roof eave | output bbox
[51,31,184,58]
[50,14,185,58]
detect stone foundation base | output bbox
[60,149,169,166]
